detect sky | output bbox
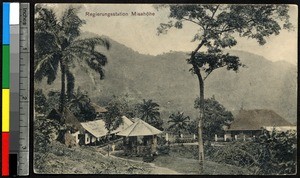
[41,4,298,65]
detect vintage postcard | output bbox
[34,4,297,175]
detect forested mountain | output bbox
[36,33,297,123]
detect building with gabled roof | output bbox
[117,118,163,156]
[223,109,296,141]
[117,118,163,137]
[80,116,133,145]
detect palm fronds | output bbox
[168,112,190,135]
[34,5,111,114]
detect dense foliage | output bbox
[257,129,297,174]
[103,94,138,118]
[34,89,48,113]
[103,104,123,134]
[188,120,198,136]
[34,90,60,115]
[103,103,124,156]
[68,88,97,121]
[34,116,62,153]
[194,97,234,140]
[207,129,297,175]
[35,88,96,122]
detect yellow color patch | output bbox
[2,89,10,132]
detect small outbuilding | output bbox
[90,102,107,117]
[47,108,84,147]
[117,118,163,156]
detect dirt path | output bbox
[147,162,180,174]
[104,150,179,174]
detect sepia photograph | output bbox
[34,4,297,175]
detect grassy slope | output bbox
[34,141,251,175]
[34,141,153,174]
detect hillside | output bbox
[34,141,250,174]
[34,141,153,174]
[35,32,297,124]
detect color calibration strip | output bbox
[2,3,23,176]
[2,2,10,177]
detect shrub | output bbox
[206,129,297,175]
[143,154,155,162]
[34,117,62,152]
[257,129,297,174]
[34,117,63,172]
[175,138,197,143]
[157,145,170,155]
[34,89,48,114]
[157,136,168,145]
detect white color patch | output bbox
[10,3,19,25]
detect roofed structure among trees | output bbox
[223,109,296,142]
[228,109,294,131]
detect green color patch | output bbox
[2,45,10,88]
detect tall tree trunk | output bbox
[194,67,205,174]
[59,60,66,116]
[190,39,206,174]
[66,69,75,100]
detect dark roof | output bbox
[228,109,293,131]
[47,109,61,121]
[63,108,85,132]
[47,108,84,132]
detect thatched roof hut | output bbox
[47,108,84,132]
[63,108,85,133]
[228,109,294,131]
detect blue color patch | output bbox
[3,3,10,44]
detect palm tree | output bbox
[68,88,96,122]
[136,99,163,130]
[34,5,110,114]
[168,112,190,139]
